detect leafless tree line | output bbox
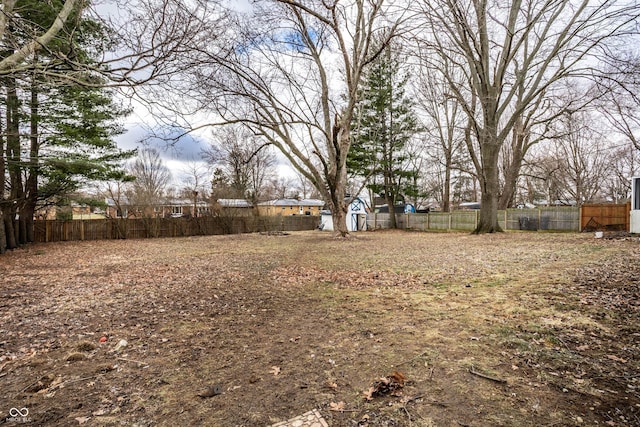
[135,0,638,234]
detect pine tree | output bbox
[349,45,421,228]
[1,0,132,248]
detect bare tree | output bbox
[545,110,611,205]
[99,179,131,219]
[522,147,565,206]
[179,160,211,217]
[0,0,213,85]
[203,125,275,203]
[125,148,171,216]
[596,54,640,151]
[602,144,640,203]
[292,169,322,200]
[415,0,639,232]
[264,176,298,200]
[165,0,403,236]
[415,62,467,212]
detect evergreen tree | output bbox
[1,0,132,249]
[349,45,421,228]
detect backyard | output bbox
[0,230,638,426]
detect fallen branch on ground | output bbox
[117,357,149,367]
[469,366,507,384]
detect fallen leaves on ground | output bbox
[363,371,406,400]
[329,401,345,412]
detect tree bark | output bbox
[2,206,16,249]
[327,119,350,237]
[384,190,397,228]
[0,210,5,254]
[6,74,21,248]
[22,69,40,243]
[330,196,348,237]
[498,130,526,210]
[475,140,502,234]
[442,152,452,212]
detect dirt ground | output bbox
[0,230,638,427]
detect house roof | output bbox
[257,198,324,207]
[104,197,208,207]
[217,199,253,208]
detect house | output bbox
[257,198,324,216]
[320,197,368,232]
[213,199,254,216]
[104,197,210,218]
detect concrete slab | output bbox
[269,409,329,427]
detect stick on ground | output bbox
[469,366,507,384]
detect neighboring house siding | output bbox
[257,199,324,216]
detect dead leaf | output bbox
[606,354,627,363]
[92,409,107,416]
[576,345,589,351]
[390,371,406,386]
[75,416,91,424]
[269,366,281,376]
[364,387,375,401]
[364,371,406,400]
[329,401,345,412]
[197,384,222,398]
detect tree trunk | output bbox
[0,105,5,254]
[384,193,396,228]
[498,155,523,210]
[21,205,35,243]
[474,141,502,234]
[328,119,350,237]
[331,199,348,236]
[442,153,452,212]
[2,206,17,249]
[23,70,39,243]
[498,121,529,210]
[5,75,21,248]
[0,210,6,254]
[326,172,348,236]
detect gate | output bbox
[580,203,630,231]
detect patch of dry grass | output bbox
[0,231,638,426]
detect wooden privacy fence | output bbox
[580,203,630,231]
[33,215,320,243]
[368,206,582,232]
